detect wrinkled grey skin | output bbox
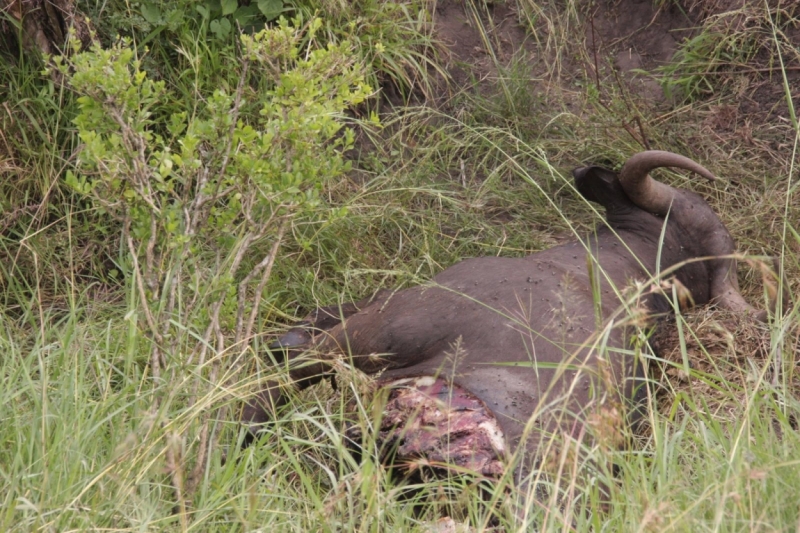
[242,151,762,481]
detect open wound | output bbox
[347,376,506,477]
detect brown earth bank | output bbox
[0,0,93,56]
[433,0,799,107]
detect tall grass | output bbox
[2,0,799,530]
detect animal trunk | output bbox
[618,150,763,319]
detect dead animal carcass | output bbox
[242,151,767,486]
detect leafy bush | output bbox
[52,16,372,508]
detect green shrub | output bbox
[52,15,372,510]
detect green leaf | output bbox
[209,17,232,39]
[257,0,283,21]
[221,0,237,16]
[195,4,209,19]
[65,170,87,194]
[233,4,260,27]
[140,2,162,24]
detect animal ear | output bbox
[572,165,629,208]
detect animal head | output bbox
[573,150,761,319]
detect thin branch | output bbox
[165,432,188,532]
[106,106,162,216]
[162,258,182,360]
[234,230,272,345]
[242,220,288,345]
[145,214,159,293]
[187,327,225,495]
[124,217,163,383]
[188,58,250,235]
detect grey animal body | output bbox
[242,151,764,482]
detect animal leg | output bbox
[242,291,395,443]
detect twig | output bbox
[123,217,164,384]
[190,58,250,235]
[187,318,225,495]
[243,220,288,344]
[589,6,601,93]
[146,214,158,293]
[165,432,188,532]
[634,115,651,150]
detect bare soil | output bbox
[433,0,534,92]
[433,0,800,118]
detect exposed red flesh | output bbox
[348,376,506,477]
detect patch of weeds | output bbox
[34,17,373,525]
[466,48,548,123]
[290,0,443,102]
[659,4,798,103]
[87,0,442,105]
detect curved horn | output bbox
[618,150,716,215]
[619,151,770,321]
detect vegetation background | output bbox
[1,0,798,530]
